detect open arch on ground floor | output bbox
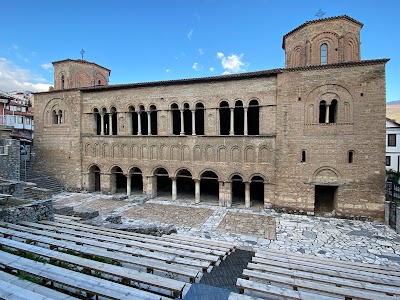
[129,167,143,195]
[200,170,219,204]
[231,174,245,206]
[88,165,101,192]
[154,167,171,198]
[110,166,126,194]
[176,169,194,199]
[250,175,264,205]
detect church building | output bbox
[33,15,388,220]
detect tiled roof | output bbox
[282,15,364,49]
[282,58,390,73]
[33,59,389,95]
[52,59,111,74]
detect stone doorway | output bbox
[111,166,126,194]
[314,185,337,213]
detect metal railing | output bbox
[386,181,400,228]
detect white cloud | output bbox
[13,45,19,50]
[41,63,52,71]
[216,52,246,73]
[198,48,205,55]
[187,29,193,40]
[166,69,171,73]
[192,62,199,71]
[209,67,215,72]
[222,71,231,75]
[0,58,51,92]
[173,56,179,60]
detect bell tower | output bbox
[282,15,363,68]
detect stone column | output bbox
[126,175,131,196]
[109,113,113,135]
[245,182,250,208]
[101,173,111,194]
[325,104,330,124]
[194,179,200,204]
[229,108,234,135]
[100,113,105,135]
[145,175,156,198]
[192,110,196,135]
[180,109,185,135]
[171,177,177,200]
[147,111,152,135]
[244,107,248,135]
[137,112,142,135]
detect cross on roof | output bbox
[80,49,85,60]
[315,9,326,19]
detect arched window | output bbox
[128,106,138,135]
[139,105,147,135]
[319,100,326,123]
[110,107,117,135]
[98,80,101,85]
[183,103,192,135]
[319,100,338,124]
[58,110,63,124]
[171,103,180,135]
[329,100,337,123]
[248,99,259,135]
[61,75,65,89]
[150,105,158,135]
[219,101,230,135]
[234,100,244,135]
[320,43,328,65]
[195,103,205,135]
[52,110,58,124]
[93,108,101,135]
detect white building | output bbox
[386,118,400,172]
[0,92,34,144]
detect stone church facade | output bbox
[33,16,388,220]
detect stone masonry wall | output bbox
[0,139,20,181]
[33,90,83,190]
[275,62,387,220]
[0,199,54,223]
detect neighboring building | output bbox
[386,118,400,172]
[33,15,388,220]
[0,91,34,145]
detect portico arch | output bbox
[231,174,245,206]
[250,175,264,205]
[154,167,171,198]
[129,167,143,194]
[110,166,126,194]
[88,165,101,192]
[200,170,219,203]
[176,169,194,199]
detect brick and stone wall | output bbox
[0,199,54,223]
[0,139,20,181]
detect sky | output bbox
[1,0,399,101]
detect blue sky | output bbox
[1,0,399,101]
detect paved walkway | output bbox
[51,192,400,269]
